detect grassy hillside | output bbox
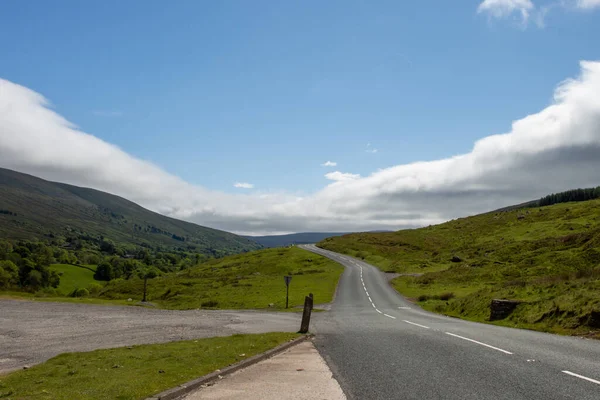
[49,264,97,295]
[97,247,344,309]
[0,168,261,257]
[319,200,600,336]
[245,232,348,248]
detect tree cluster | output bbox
[537,187,600,207]
[0,240,60,290]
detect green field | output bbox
[319,200,600,336]
[49,264,98,295]
[0,332,298,400]
[97,247,344,310]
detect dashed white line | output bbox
[375,309,382,314]
[384,314,396,319]
[445,332,513,354]
[403,320,431,329]
[398,306,411,310]
[562,371,600,385]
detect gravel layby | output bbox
[0,299,299,374]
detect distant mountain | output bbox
[245,232,350,248]
[0,168,261,257]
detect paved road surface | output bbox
[302,244,600,400]
[0,300,298,374]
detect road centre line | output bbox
[375,309,382,314]
[562,371,600,385]
[445,332,513,354]
[403,320,431,329]
[384,314,397,319]
[398,306,411,310]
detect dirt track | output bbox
[0,299,299,374]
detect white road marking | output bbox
[384,314,396,319]
[375,309,382,314]
[403,320,430,329]
[562,371,600,385]
[398,306,411,310]
[445,332,513,355]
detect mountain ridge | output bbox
[0,167,261,256]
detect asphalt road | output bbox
[0,300,298,374]
[302,244,600,400]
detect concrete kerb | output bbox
[145,334,312,400]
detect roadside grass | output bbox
[319,200,600,336]
[0,332,299,400]
[49,264,98,295]
[98,247,344,310]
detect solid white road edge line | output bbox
[445,332,513,355]
[384,314,396,319]
[562,371,600,385]
[402,320,430,329]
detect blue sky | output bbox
[1,0,600,234]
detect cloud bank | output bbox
[2,61,600,235]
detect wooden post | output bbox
[299,294,313,334]
[142,277,148,302]
[286,284,289,309]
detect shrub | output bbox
[70,288,90,297]
[418,294,430,302]
[87,283,103,295]
[201,300,219,308]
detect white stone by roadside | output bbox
[184,340,346,400]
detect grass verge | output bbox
[319,200,600,336]
[0,332,299,400]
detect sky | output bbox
[1,0,600,235]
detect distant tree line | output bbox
[536,186,600,207]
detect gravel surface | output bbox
[0,299,299,374]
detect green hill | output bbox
[319,199,600,336]
[0,168,261,257]
[97,247,344,310]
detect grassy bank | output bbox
[2,247,343,310]
[319,200,600,336]
[49,264,97,295]
[0,332,299,400]
[98,247,343,310]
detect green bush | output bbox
[87,283,103,295]
[70,288,90,297]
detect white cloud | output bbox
[324,171,361,182]
[233,182,254,189]
[2,61,600,235]
[477,0,535,23]
[321,161,337,167]
[576,0,600,9]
